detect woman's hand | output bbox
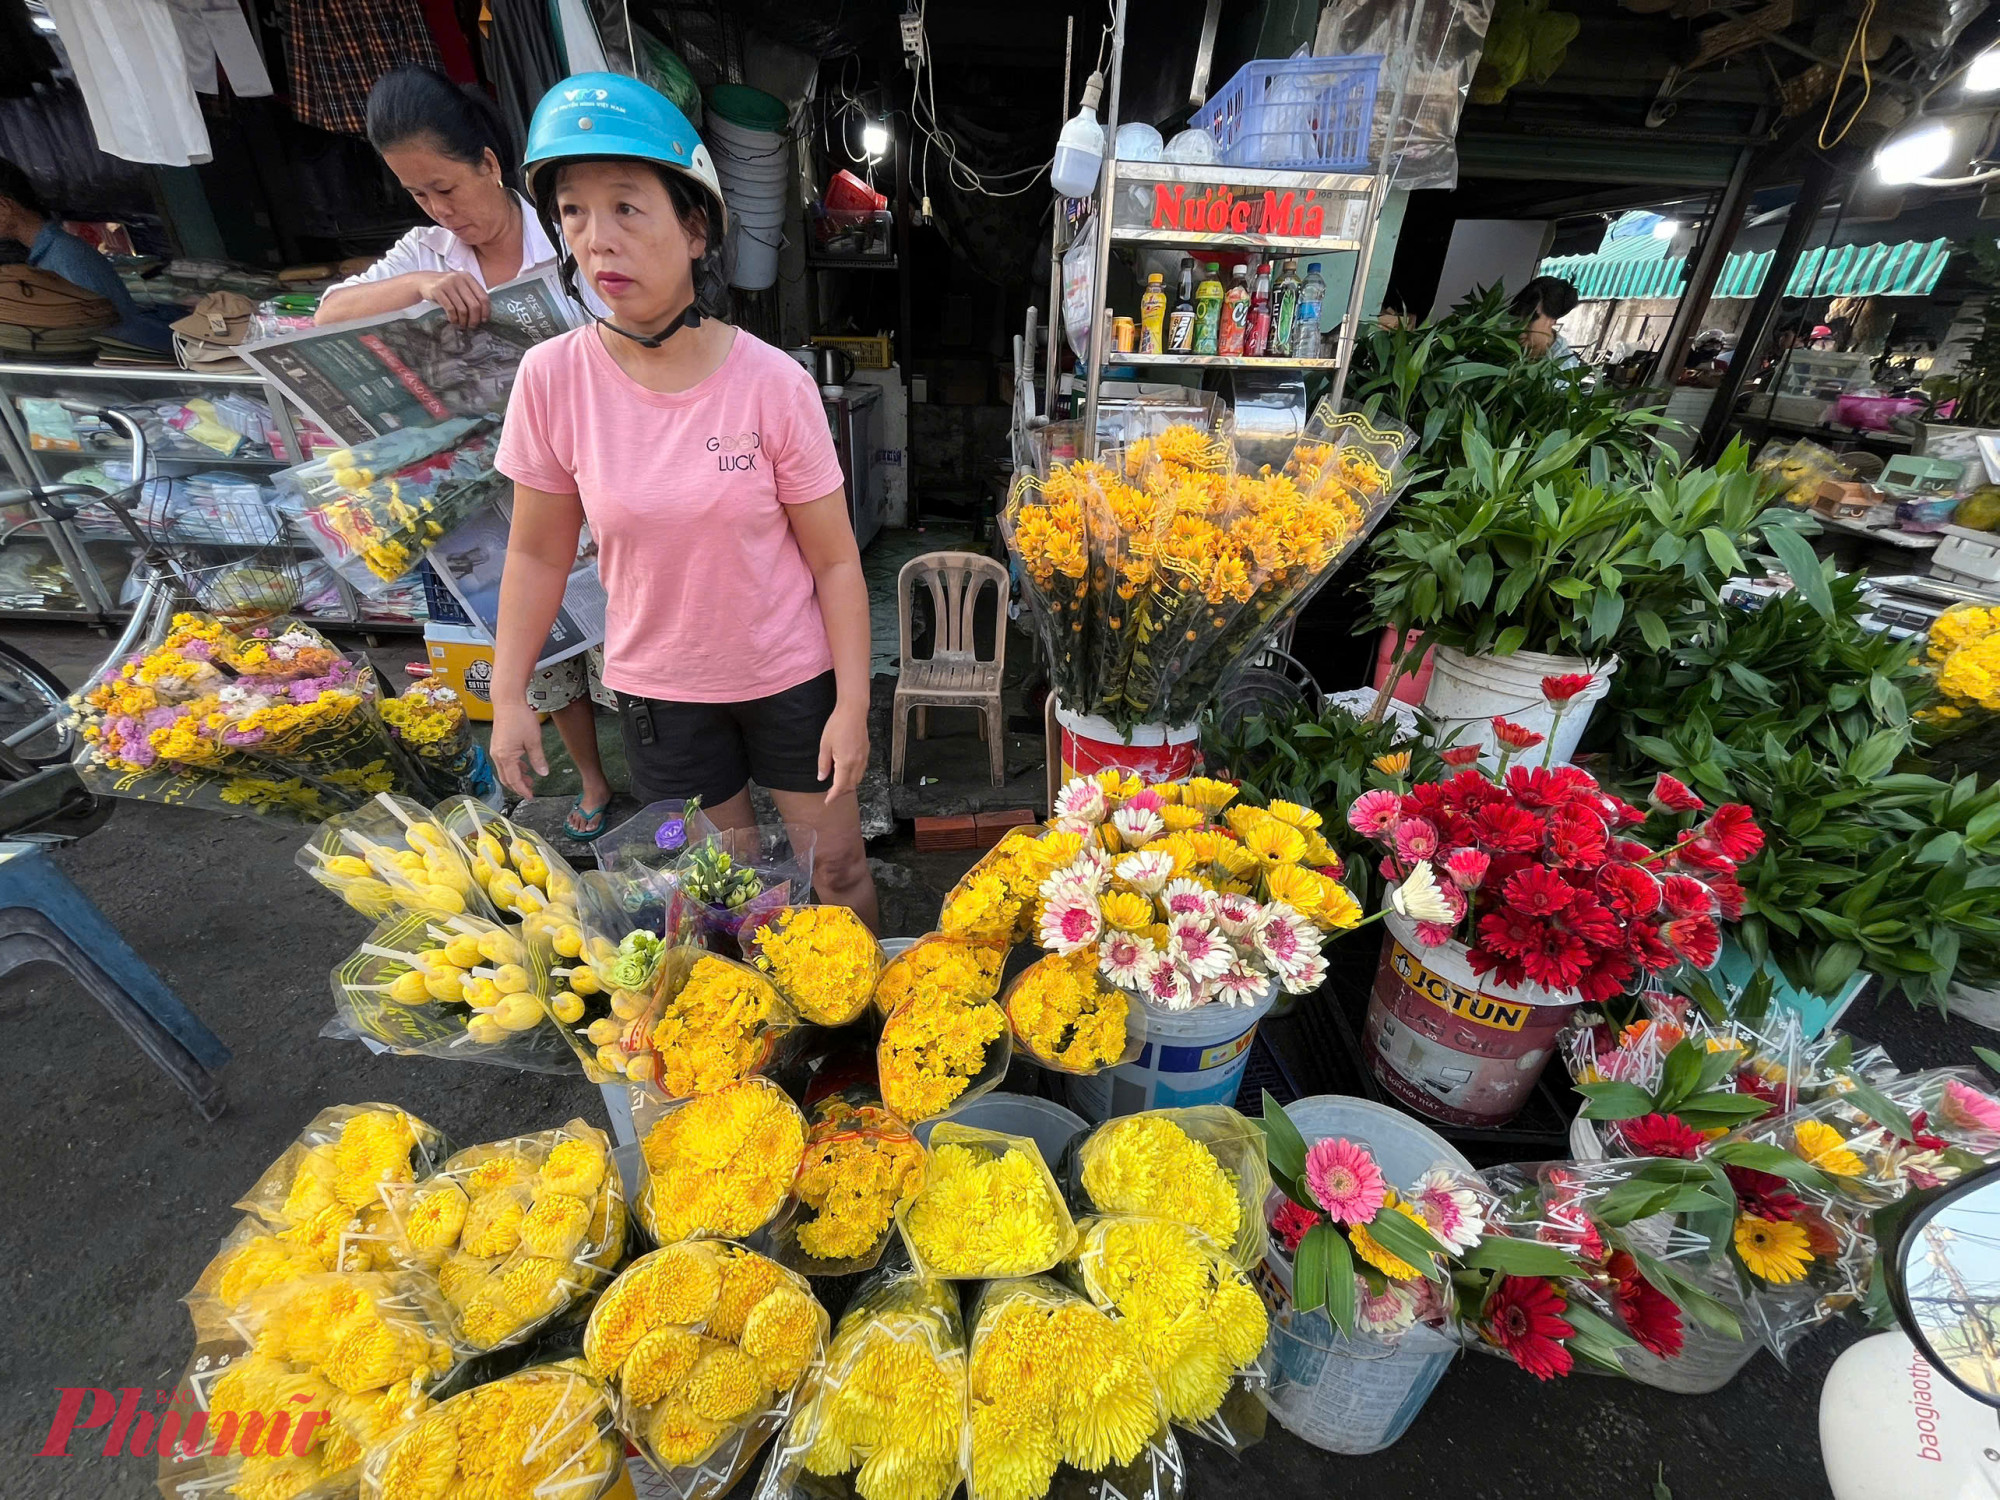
[817,698,871,802]
[413,270,491,326]
[490,698,548,799]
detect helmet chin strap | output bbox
[596,303,701,350]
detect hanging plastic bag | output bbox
[1002,949,1145,1075]
[298,791,495,922]
[897,1124,1076,1280]
[358,1359,625,1500]
[965,1275,1184,1500]
[1071,1106,1272,1269]
[379,1118,626,1352]
[583,1240,829,1494]
[1070,1213,1269,1449]
[741,904,885,1027]
[326,907,576,1072]
[766,1091,928,1277]
[872,931,1008,1020]
[634,1078,809,1243]
[753,1263,967,1500]
[672,823,818,942]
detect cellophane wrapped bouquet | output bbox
[298,793,492,922]
[384,1120,624,1352]
[378,682,487,802]
[896,1125,1076,1281]
[744,904,885,1027]
[582,1241,828,1493]
[672,823,816,941]
[70,613,437,821]
[634,1078,808,1244]
[1003,400,1411,731]
[766,1090,927,1276]
[552,864,686,1083]
[1071,1107,1271,1270]
[874,934,1011,1123]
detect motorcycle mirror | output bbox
[1889,1167,2000,1407]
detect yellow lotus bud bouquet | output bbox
[756,1265,968,1500]
[875,935,1011,1123]
[327,907,573,1071]
[384,1121,625,1352]
[635,1078,809,1244]
[744,904,885,1027]
[896,1125,1076,1280]
[1002,403,1410,732]
[583,1241,828,1487]
[544,865,691,1084]
[1071,1107,1272,1269]
[436,794,583,927]
[358,1359,624,1500]
[298,792,493,922]
[766,1091,928,1275]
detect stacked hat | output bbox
[172,291,257,372]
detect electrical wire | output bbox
[1818,0,1877,151]
[901,0,1053,198]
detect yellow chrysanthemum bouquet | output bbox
[379,681,472,776]
[383,1120,625,1352]
[358,1359,624,1500]
[1004,401,1410,731]
[298,792,495,923]
[1073,1107,1272,1269]
[745,904,886,1026]
[644,949,800,1099]
[768,1091,928,1274]
[876,935,1012,1122]
[635,1077,808,1244]
[583,1241,828,1488]
[1000,949,1142,1075]
[897,1125,1076,1280]
[759,1266,969,1500]
[965,1276,1178,1500]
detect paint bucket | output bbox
[1052,699,1199,785]
[1419,645,1617,768]
[1066,983,1276,1119]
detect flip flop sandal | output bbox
[565,798,611,841]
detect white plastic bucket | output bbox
[726,220,782,291]
[1066,984,1276,1120]
[1419,644,1618,768]
[716,163,788,193]
[706,114,786,149]
[914,1090,1087,1165]
[1260,1095,1470,1453]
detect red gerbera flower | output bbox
[1608,1251,1684,1359]
[1492,717,1546,753]
[1521,932,1590,991]
[1440,745,1482,768]
[1907,1110,1950,1153]
[1603,797,1651,829]
[1618,1113,1706,1160]
[1734,1069,1790,1111]
[1705,804,1764,861]
[1577,951,1637,1005]
[1629,920,1677,973]
[1597,864,1661,918]
[1467,946,1529,990]
[1504,865,1577,916]
[1444,769,1506,809]
[1725,1166,1802,1222]
[1709,872,1746,921]
[1664,915,1721,969]
[1674,837,1736,874]
[1542,673,1596,707]
[1486,1276,1575,1381]
[1506,765,1590,809]
[1270,1197,1326,1254]
[1478,908,1543,958]
[1547,807,1610,867]
[1650,774,1705,814]
[1561,892,1623,951]
[1658,873,1716,920]
[1468,802,1544,854]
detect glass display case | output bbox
[0,363,424,631]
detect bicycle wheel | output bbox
[0,639,76,767]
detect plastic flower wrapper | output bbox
[595,797,725,873]
[877,976,1011,1124]
[583,1241,828,1494]
[297,792,494,923]
[872,932,1007,1021]
[542,865,695,1084]
[379,1119,625,1353]
[897,1124,1076,1280]
[1001,950,1144,1076]
[964,1275,1183,1500]
[1068,1214,1269,1447]
[638,948,799,1099]
[671,822,817,942]
[765,1091,928,1277]
[379,683,480,801]
[752,1263,967,1500]
[435,794,583,929]
[743,904,885,1027]
[357,1358,624,1500]
[326,907,576,1072]
[938,826,1080,945]
[634,1078,808,1244]
[1071,1106,1271,1269]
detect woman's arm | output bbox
[489,481,585,797]
[785,490,872,800]
[315,270,491,327]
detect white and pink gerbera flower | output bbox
[1051,777,1108,827]
[1112,804,1166,847]
[1114,850,1176,895]
[1098,930,1157,989]
[1255,903,1325,973]
[1161,877,1217,921]
[1212,959,1269,1007]
[1140,957,1194,1011]
[1348,788,1402,837]
[1037,887,1102,955]
[1275,945,1328,995]
[1168,915,1232,981]
[1212,891,1264,940]
[1356,1278,1418,1336]
[1408,1169,1486,1253]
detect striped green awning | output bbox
[1537,237,1957,301]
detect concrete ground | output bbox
[1,615,1988,1500]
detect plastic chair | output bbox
[891,551,1009,788]
[0,841,227,1117]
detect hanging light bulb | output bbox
[862,121,892,159]
[1873,120,1956,184]
[1966,43,2000,94]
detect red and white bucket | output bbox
[1361,912,1579,1127]
[1053,701,1199,785]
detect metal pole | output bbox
[1081,0,1127,461]
[1646,119,1764,393]
[1694,151,1839,464]
[1042,15,1075,431]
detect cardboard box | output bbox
[424,622,495,721]
[1812,479,1875,520]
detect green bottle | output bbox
[1192,262,1224,355]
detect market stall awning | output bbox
[1537,237,1957,301]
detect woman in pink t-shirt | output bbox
[491,76,878,926]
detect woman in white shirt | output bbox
[318,66,615,837]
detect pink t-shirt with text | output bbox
[496,327,846,702]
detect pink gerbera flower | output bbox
[1444,848,1491,890]
[1357,1279,1418,1336]
[1303,1136,1387,1225]
[1112,804,1165,846]
[1941,1079,2000,1134]
[1212,959,1269,1006]
[1052,777,1109,826]
[1114,850,1175,895]
[1349,788,1404,838]
[1037,890,1102,955]
[1097,930,1157,989]
[1393,817,1440,865]
[1274,944,1329,995]
[1212,892,1263,939]
[1256,905,1323,972]
[1161,878,1217,920]
[1141,958,1193,1012]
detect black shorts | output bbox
[618,670,836,805]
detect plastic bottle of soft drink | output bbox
[1218,265,1250,356]
[1138,272,1167,355]
[1292,262,1326,359]
[1245,261,1273,357]
[1166,258,1196,353]
[1271,259,1302,356]
[1192,262,1224,355]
